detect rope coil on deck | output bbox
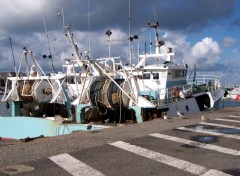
[89,79,125,113]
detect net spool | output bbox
[89,79,126,111]
[18,80,52,103]
[107,79,124,110]
[102,79,114,110]
[18,81,34,102]
[121,80,131,108]
[32,80,52,103]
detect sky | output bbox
[0,0,240,87]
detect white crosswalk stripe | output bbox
[6,115,239,176]
[49,153,105,176]
[214,118,240,123]
[149,133,240,155]
[200,122,240,129]
[178,126,240,140]
[110,141,232,176]
[228,115,240,118]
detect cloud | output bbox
[0,0,236,36]
[152,32,221,71]
[131,30,222,72]
[0,0,52,35]
[184,37,221,68]
[0,27,131,73]
[0,0,238,88]
[162,31,189,52]
[222,37,237,47]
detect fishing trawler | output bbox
[88,21,224,120]
[0,20,224,141]
[0,25,111,141]
[0,24,156,140]
[121,21,224,118]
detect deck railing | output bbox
[155,74,221,105]
[187,75,221,87]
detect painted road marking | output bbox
[110,141,231,176]
[200,122,240,129]
[215,118,240,123]
[228,115,240,118]
[200,169,232,176]
[149,133,240,155]
[178,127,240,140]
[49,153,105,176]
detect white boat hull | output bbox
[157,88,224,119]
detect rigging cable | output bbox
[9,36,18,77]
[40,0,56,74]
[88,0,91,57]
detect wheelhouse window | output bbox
[172,70,187,78]
[66,76,74,84]
[179,70,184,77]
[152,73,159,79]
[143,73,150,79]
[66,76,81,84]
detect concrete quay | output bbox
[0,107,239,175]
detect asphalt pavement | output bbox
[0,107,240,175]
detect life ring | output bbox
[171,87,179,97]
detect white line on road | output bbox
[178,127,240,140]
[200,169,232,176]
[149,133,240,155]
[200,122,240,129]
[228,115,240,118]
[110,141,232,176]
[215,118,240,123]
[49,153,105,176]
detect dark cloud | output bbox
[232,18,240,26]
[0,0,238,79]
[62,0,236,33]
[222,37,237,47]
[155,0,235,32]
[1,0,236,36]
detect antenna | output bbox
[128,0,132,69]
[9,37,18,77]
[150,32,152,54]
[56,7,65,27]
[88,0,91,57]
[153,0,157,22]
[106,30,112,57]
[150,0,163,55]
[40,0,56,74]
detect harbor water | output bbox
[0,95,11,116]
[219,98,240,109]
[0,95,239,117]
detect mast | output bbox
[147,21,162,55]
[64,25,82,61]
[128,0,132,68]
[88,0,91,57]
[40,0,56,74]
[9,37,18,77]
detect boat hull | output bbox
[157,88,224,119]
[0,116,109,140]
